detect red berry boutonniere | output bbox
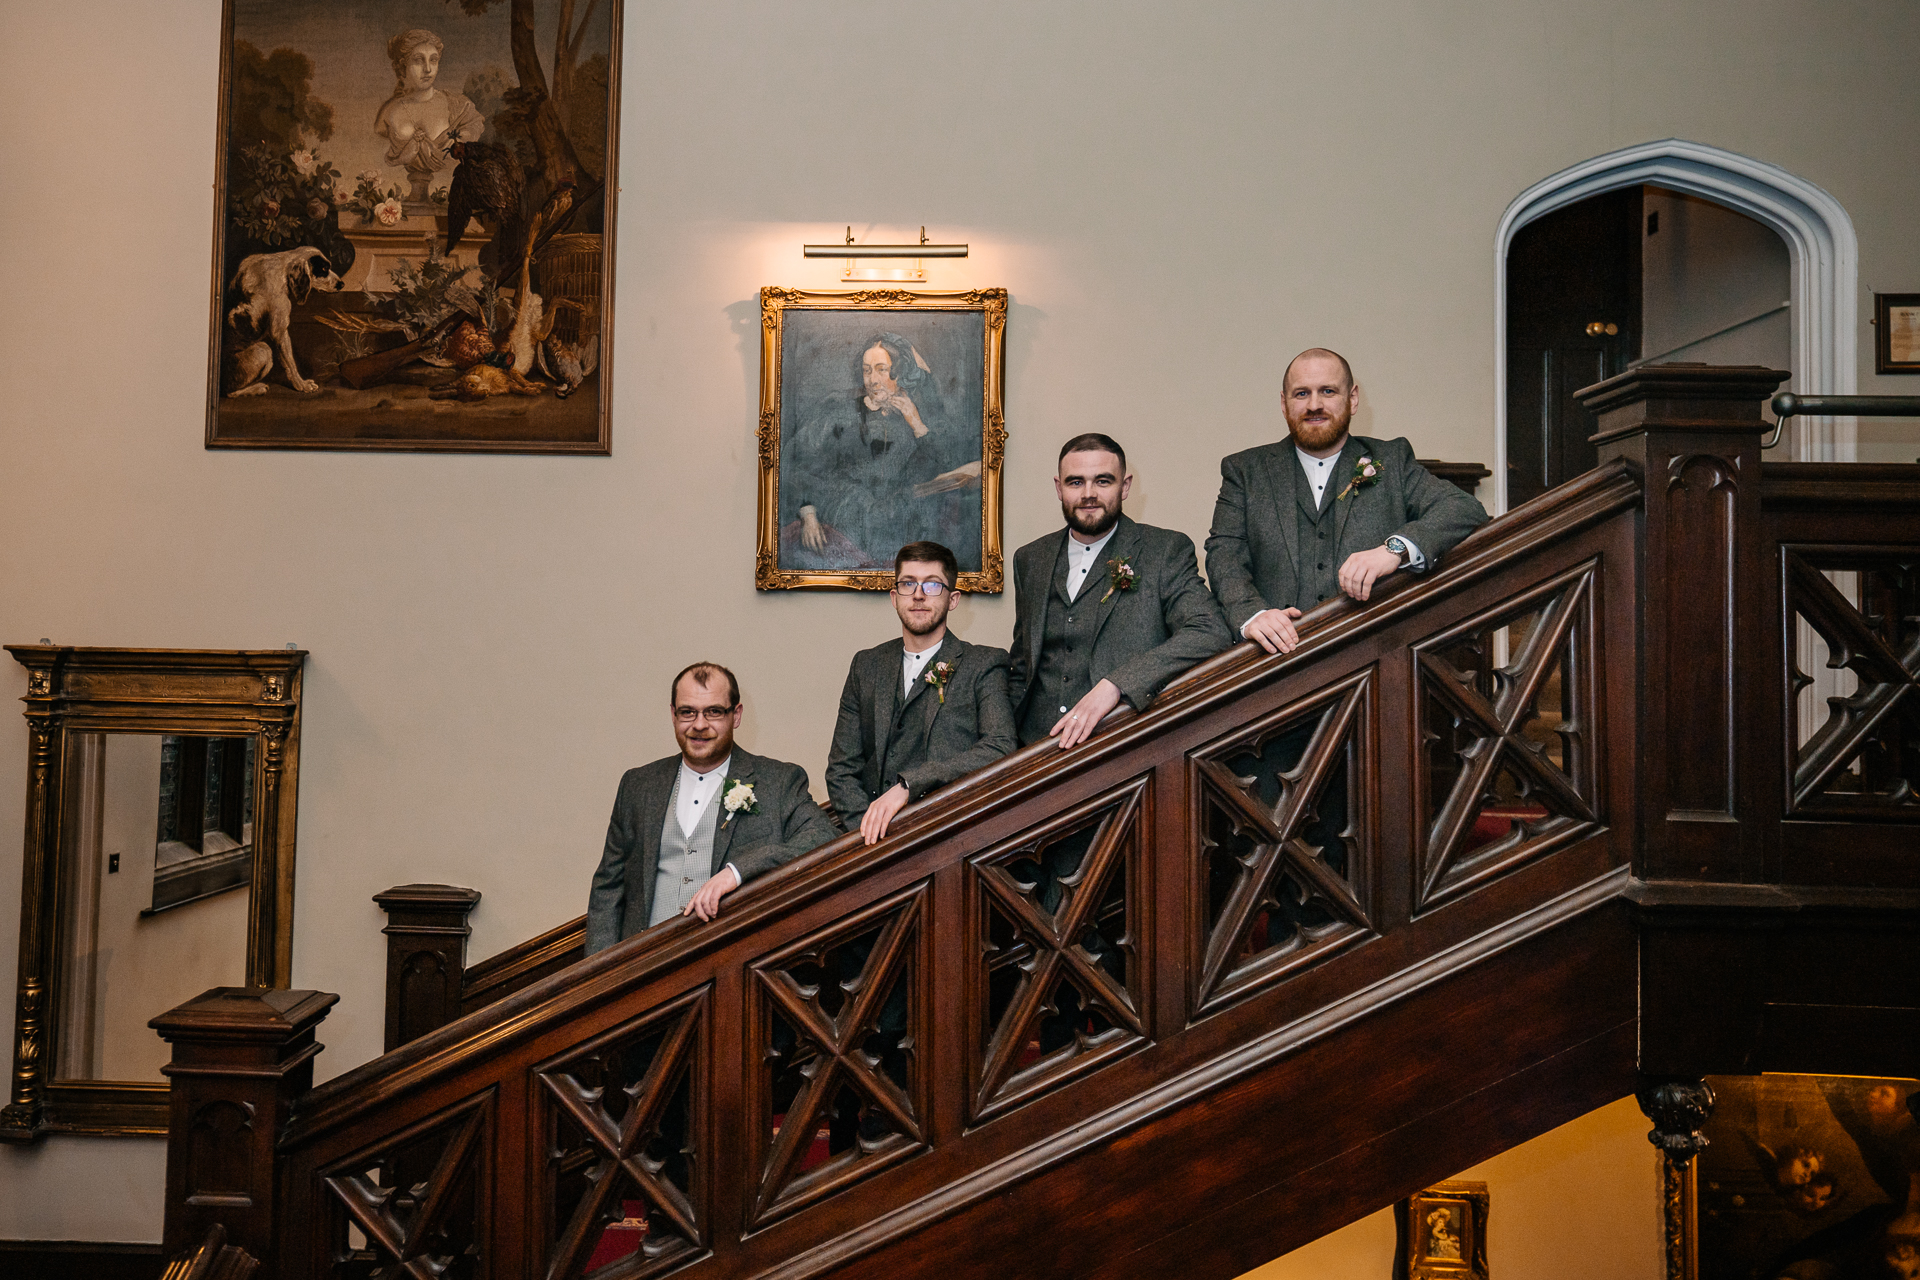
[1101,556,1139,603]
[924,659,959,704]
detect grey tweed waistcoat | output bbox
[649,771,721,926]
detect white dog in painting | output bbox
[223,246,346,397]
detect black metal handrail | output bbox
[1765,393,1920,449]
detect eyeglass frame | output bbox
[671,703,739,724]
[891,578,955,597]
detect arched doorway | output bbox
[1492,139,1858,512]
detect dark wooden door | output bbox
[1506,187,1642,506]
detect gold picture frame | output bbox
[756,286,1007,592]
[1397,1181,1490,1280]
[1668,1074,1919,1280]
[202,0,622,453]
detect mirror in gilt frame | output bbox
[2,646,304,1140]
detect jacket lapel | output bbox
[637,762,676,917]
[1266,444,1302,576]
[1329,435,1366,553]
[711,751,755,869]
[1026,532,1069,681]
[898,632,951,716]
[1089,516,1142,647]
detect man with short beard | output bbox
[1206,348,1487,654]
[585,662,837,951]
[1008,433,1231,749]
[826,541,1017,844]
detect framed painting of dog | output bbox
[755,286,1008,592]
[204,0,621,454]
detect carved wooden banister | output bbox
[161,369,1920,1280]
[152,987,338,1262]
[253,446,1651,1280]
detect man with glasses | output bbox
[826,541,1017,844]
[585,662,837,952]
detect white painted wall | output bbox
[1246,1095,1662,1280]
[3,0,1918,1244]
[1642,189,1792,372]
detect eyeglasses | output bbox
[893,580,950,597]
[673,705,736,723]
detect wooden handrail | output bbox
[153,369,1920,1280]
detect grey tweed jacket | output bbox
[1205,434,1488,633]
[1006,513,1232,721]
[824,632,1016,822]
[585,747,837,953]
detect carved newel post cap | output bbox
[1636,1077,1717,1160]
[374,884,484,911]
[151,986,339,1045]
[1578,363,1791,442]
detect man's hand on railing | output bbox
[1338,546,1402,602]
[683,866,740,922]
[1242,607,1306,655]
[1051,678,1124,749]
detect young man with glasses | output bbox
[585,662,838,952]
[825,541,1017,844]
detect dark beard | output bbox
[1063,501,1120,538]
[902,609,947,637]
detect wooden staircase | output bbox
[150,366,1920,1279]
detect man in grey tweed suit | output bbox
[827,541,1017,845]
[1206,348,1487,654]
[1008,433,1233,751]
[586,662,837,953]
[1203,348,1486,953]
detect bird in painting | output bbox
[445,139,527,272]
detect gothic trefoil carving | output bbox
[748,887,929,1224]
[321,1094,491,1279]
[1190,671,1375,1015]
[969,780,1149,1122]
[1415,564,1601,911]
[536,991,707,1278]
[1783,548,1920,815]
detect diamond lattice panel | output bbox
[968,778,1149,1125]
[1190,669,1376,1017]
[1413,563,1601,912]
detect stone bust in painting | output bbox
[374,29,484,202]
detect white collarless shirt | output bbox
[902,643,940,696]
[675,753,732,840]
[1296,445,1343,508]
[1064,526,1118,602]
[675,753,742,889]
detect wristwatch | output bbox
[1384,535,1412,567]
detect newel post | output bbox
[374,883,482,1052]
[1580,364,1790,884]
[152,986,339,1262]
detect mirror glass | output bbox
[53,732,252,1083]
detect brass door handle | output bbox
[1585,321,1620,337]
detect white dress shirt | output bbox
[676,754,740,888]
[1064,525,1118,602]
[902,642,939,696]
[1237,445,1423,638]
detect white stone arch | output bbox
[1492,138,1858,510]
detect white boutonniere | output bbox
[722,779,758,825]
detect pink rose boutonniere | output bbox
[924,658,959,704]
[1337,455,1383,501]
[1101,556,1139,603]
